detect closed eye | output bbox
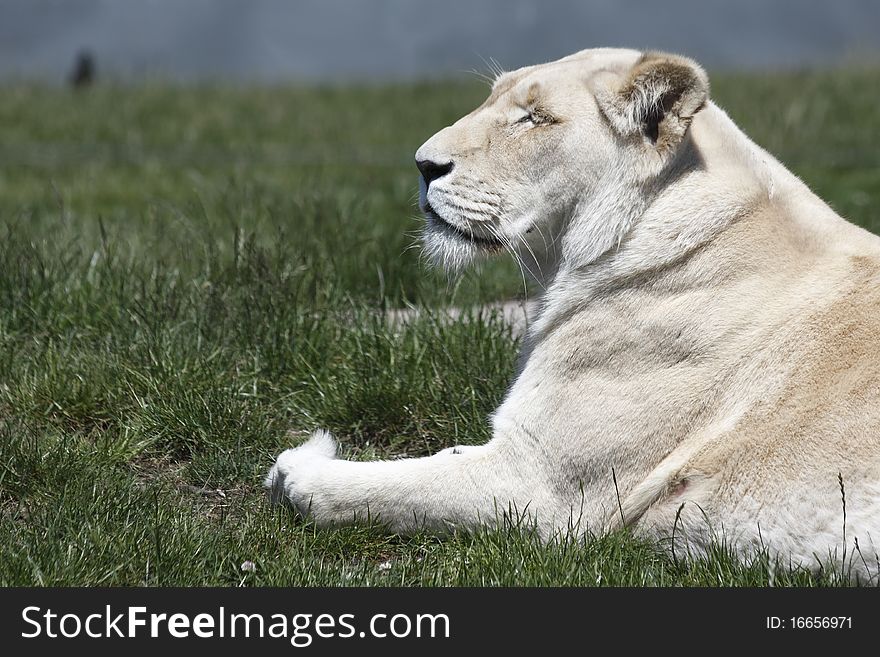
[514,108,556,127]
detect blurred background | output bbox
[2,0,880,83]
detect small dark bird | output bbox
[69,50,95,89]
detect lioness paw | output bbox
[265,429,338,513]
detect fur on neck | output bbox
[526,102,774,345]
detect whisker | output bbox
[464,67,495,87]
[488,56,506,81]
[517,232,546,291]
[488,223,529,301]
[401,229,424,257]
[532,223,550,254]
[534,221,562,262]
[444,194,501,215]
[474,53,507,86]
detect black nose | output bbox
[416,159,453,189]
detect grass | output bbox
[1,69,879,586]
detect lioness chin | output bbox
[267,48,880,580]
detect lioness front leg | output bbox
[265,429,546,533]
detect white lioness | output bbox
[267,48,880,578]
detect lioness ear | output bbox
[598,52,709,154]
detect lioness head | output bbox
[416,48,709,274]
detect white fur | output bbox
[267,48,880,581]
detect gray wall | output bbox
[2,0,879,83]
